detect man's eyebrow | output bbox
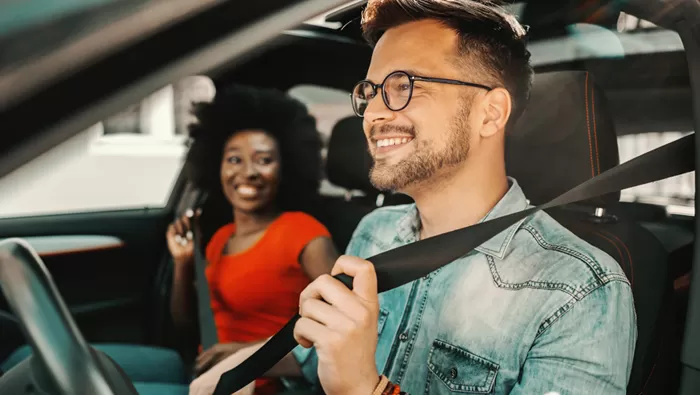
[401,68,427,77]
[366,68,429,82]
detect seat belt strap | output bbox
[190,191,219,351]
[214,133,696,394]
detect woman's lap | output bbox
[133,382,190,395]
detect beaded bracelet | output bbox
[373,375,390,395]
[377,376,406,395]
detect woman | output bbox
[1,85,338,395]
[168,84,339,394]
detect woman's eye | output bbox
[257,157,273,165]
[226,156,241,164]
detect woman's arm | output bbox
[170,259,198,337]
[188,340,303,395]
[299,236,339,280]
[166,214,199,337]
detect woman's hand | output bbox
[194,342,247,376]
[166,209,198,266]
[189,342,267,395]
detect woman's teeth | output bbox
[376,137,412,148]
[236,185,258,197]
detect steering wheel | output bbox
[0,239,138,395]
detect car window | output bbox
[619,132,695,214]
[0,76,215,219]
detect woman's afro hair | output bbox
[183,84,323,212]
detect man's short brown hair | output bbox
[361,0,534,128]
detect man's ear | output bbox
[480,87,511,138]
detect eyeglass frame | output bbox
[350,70,493,117]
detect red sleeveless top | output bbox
[204,212,330,394]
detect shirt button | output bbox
[399,332,408,341]
[450,367,458,379]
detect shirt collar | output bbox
[395,177,530,259]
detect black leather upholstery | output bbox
[507,71,620,206]
[326,117,376,195]
[507,71,670,395]
[324,116,412,208]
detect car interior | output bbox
[0,0,698,394]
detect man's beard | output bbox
[369,106,471,192]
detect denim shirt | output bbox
[293,178,637,394]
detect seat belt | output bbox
[214,133,696,394]
[189,190,219,351]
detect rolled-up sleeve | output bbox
[291,345,320,386]
[509,280,637,395]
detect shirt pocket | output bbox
[427,339,499,394]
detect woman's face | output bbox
[220,129,281,214]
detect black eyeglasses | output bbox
[351,70,493,117]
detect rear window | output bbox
[618,132,695,214]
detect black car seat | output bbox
[506,71,672,395]
[326,117,381,208]
[325,71,675,394]
[317,118,377,253]
[319,117,413,253]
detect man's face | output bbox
[363,19,478,192]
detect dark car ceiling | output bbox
[212,30,372,93]
[323,0,624,44]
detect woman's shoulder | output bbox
[273,212,330,239]
[279,211,326,228]
[272,212,332,265]
[210,222,236,241]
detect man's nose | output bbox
[363,91,397,125]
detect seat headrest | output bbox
[326,116,377,194]
[506,71,619,206]
[325,71,620,206]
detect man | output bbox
[190,1,636,394]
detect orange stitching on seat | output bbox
[638,360,659,394]
[601,230,634,286]
[592,229,657,395]
[584,72,595,178]
[592,87,600,174]
[638,333,664,394]
[593,231,627,281]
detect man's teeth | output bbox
[376,137,411,148]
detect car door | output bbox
[0,78,218,364]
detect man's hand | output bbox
[293,255,381,395]
[195,342,246,376]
